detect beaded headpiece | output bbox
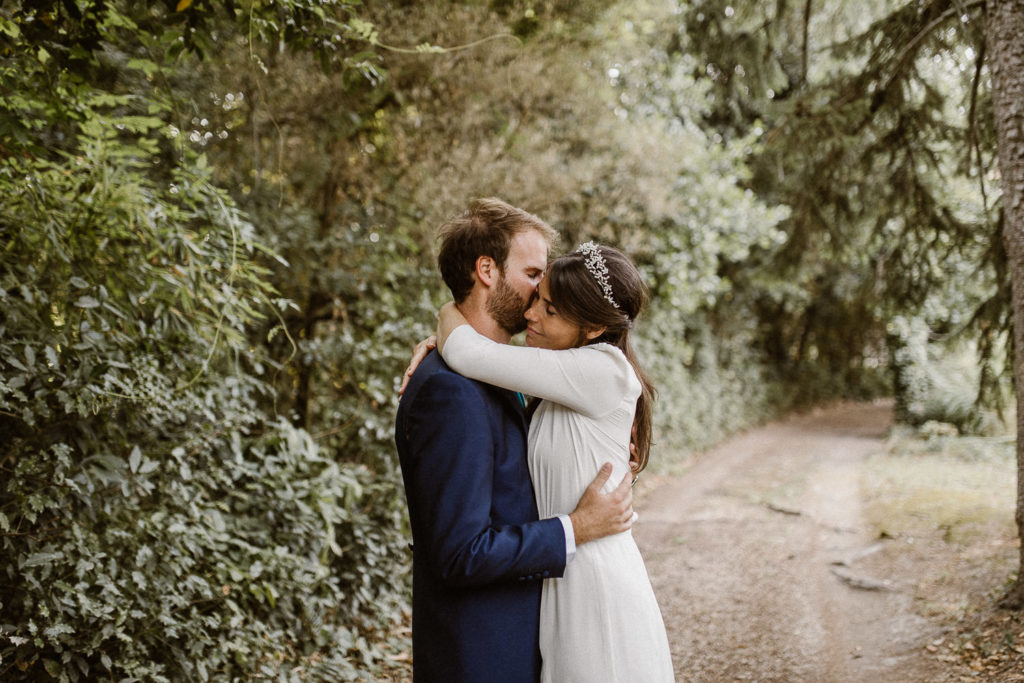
[575,241,619,309]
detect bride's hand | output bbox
[398,335,437,395]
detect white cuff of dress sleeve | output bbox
[557,514,576,564]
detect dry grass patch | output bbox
[861,427,1022,680]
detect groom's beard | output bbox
[487,272,529,335]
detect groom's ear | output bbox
[475,255,498,288]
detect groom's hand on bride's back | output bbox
[568,463,634,545]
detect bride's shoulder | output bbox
[585,343,639,384]
[584,342,628,361]
[578,342,633,373]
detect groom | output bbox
[395,198,635,682]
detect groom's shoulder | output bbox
[401,350,484,405]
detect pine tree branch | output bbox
[871,0,985,116]
[966,36,990,212]
[801,0,812,86]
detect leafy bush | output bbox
[1,418,399,681]
[0,20,408,674]
[640,306,779,463]
[887,315,1009,434]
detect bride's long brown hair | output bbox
[544,244,656,472]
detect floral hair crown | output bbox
[575,241,619,309]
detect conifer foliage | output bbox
[681,0,1024,606]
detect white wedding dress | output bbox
[442,325,674,683]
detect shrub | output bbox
[0,100,406,680]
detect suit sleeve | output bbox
[402,371,567,587]
[441,324,636,417]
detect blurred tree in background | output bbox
[679,0,1024,604]
[680,0,1004,426]
[1,0,1021,678]
[203,0,790,459]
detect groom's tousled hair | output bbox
[437,197,557,303]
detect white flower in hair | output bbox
[576,241,619,309]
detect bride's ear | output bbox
[584,326,607,342]
[475,255,498,287]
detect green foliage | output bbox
[680,0,1008,420]
[887,315,1011,434]
[0,107,403,683]
[198,0,795,476]
[1,418,395,680]
[641,306,779,460]
[1,0,408,679]
[2,128,266,423]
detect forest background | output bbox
[2,0,1023,680]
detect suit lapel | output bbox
[490,385,528,431]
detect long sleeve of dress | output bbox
[440,324,637,418]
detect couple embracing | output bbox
[394,198,674,682]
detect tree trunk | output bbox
[988,0,1024,609]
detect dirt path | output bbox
[633,401,950,682]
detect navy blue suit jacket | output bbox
[395,350,567,683]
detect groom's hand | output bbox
[568,463,634,545]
